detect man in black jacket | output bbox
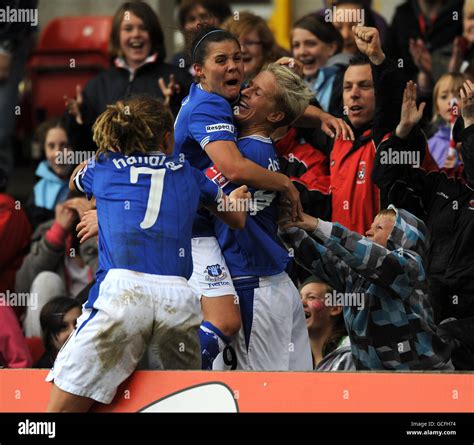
[372,80,474,369]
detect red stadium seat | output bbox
[26,16,113,126]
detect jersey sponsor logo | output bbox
[205,123,235,134]
[204,264,228,283]
[206,165,230,188]
[356,161,366,184]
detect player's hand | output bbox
[0,53,12,82]
[64,197,95,220]
[278,200,318,232]
[76,210,98,244]
[158,74,181,107]
[55,202,77,231]
[282,179,304,222]
[396,81,426,139]
[320,111,355,141]
[275,56,304,77]
[353,26,385,65]
[64,84,84,125]
[228,184,251,203]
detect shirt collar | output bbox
[114,52,158,73]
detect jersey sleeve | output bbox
[189,98,237,150]
[73,157,96,199]
[192,167,223,206]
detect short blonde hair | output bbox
[377,208,396,221]
[262,63,314,126]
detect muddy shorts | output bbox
[46,269,202,404]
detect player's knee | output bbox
[218,314,241,338]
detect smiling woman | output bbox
[64,1,192,154]
[109,1,167,65]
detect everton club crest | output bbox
[204,264,228,282]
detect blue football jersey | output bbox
[74,151,222,292]
[174,83,237,237]
[209,135,291,277]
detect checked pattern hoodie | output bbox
[280,206,453,370]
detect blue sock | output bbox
[199,321,231,370]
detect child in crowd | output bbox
[34,296,82,369]
[428,73,467,168]
[300,276,354,370]
[16,192,97,338]
[26,118,73,228]
[279,205,454,371]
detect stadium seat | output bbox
[26,16,113,126]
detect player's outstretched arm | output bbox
[206,185,251,230]
[294,105,355,141]
[205,140,303,221]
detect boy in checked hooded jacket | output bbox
[279,205,453,370]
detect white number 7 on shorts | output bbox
[130,166,166,229]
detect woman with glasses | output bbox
[221,11,289,84]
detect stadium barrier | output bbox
[0,370,473,412]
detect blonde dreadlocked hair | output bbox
[92,95,174,158]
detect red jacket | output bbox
[330,130,439,235]
[330,130,384,235]
[0,194,32,319]
[0,306,32,368]
[275,127,331,220]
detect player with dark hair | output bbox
[176,24,352,370]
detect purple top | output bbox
[428,125,451,168]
